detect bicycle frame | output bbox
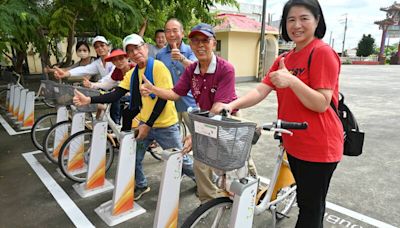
[254,144,296,216]
[225,142,296,228]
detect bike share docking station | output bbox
[153,148,183,228]
[95,131,145,226]
[73,120,114,198]
[5,84,35,130]
[55,111,86,176]
[94,132,184,226]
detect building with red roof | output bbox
[214,13,279,81]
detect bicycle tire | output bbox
[58,129,114,182]
[182,197,233,228]
[180,120,187,140]
[30,112,58,151]
[275,186,297,220]
[42,120,72,164]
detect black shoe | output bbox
[134,186,150,200]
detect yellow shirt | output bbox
[119,60,178,128]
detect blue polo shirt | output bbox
[156,42,197,112]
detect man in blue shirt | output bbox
[156,18,197,125]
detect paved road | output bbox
[0,65,399,227]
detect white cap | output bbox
[92,36,109,46]
[123,34,144,52]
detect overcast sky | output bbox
[238,0,399,52]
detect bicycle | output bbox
[182,111,307,228]
[0,70,21,111]
[30,80,93,151]
[56,102,171,182]
[41,83,101,163]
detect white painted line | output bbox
[22,151,95,228]
[326,202,396,228]
[0,115,30,135]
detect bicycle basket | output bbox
[74,87,100,112]
[188,112,257,171]
[40,80,57,99]
[53,83,75,106]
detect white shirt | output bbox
[69,58,115,81]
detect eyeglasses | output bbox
[190,38,212,45]
[126,43,144,54]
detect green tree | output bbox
[0,0,49,81]
[356,34,375,57]
[1,0,238,74]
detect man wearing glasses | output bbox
[73,34,196,200]
[156,18,197,126]
[140,23,257,203]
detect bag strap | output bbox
[129,57,156,110]
[129,65,141,110]
[307,46,340,118]
[144,57,156,99]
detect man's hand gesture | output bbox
[73,89,90,106]
[53,67,69,80]
[140,74,154,97]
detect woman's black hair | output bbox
[280,0,326,42]
[75,40,90,52]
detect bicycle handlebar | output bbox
[263,120,308,131]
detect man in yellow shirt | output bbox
[73,34,195,200]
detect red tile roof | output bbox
[214,13,278,33]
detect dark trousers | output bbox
[110,99,121,125]
[287,153,338,228]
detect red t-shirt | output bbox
[262,38,343,162]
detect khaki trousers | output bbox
[194,157,258,203]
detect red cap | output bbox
[104,49,127,62]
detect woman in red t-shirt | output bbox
[215,0,343,227]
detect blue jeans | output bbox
[135,123,195,188]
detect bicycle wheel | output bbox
[275,186,297,220]
[42,120,72,164]
[180,120,188,140]
[58,129,114,182]
[30,112,57,151]
[182,197,233,228]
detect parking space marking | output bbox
[326,202,396,228]
[0,115,30,135]
[22,151,95,228]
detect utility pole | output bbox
[329,31,333,46]
[257,0,267,81]
[341,14,348,56]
